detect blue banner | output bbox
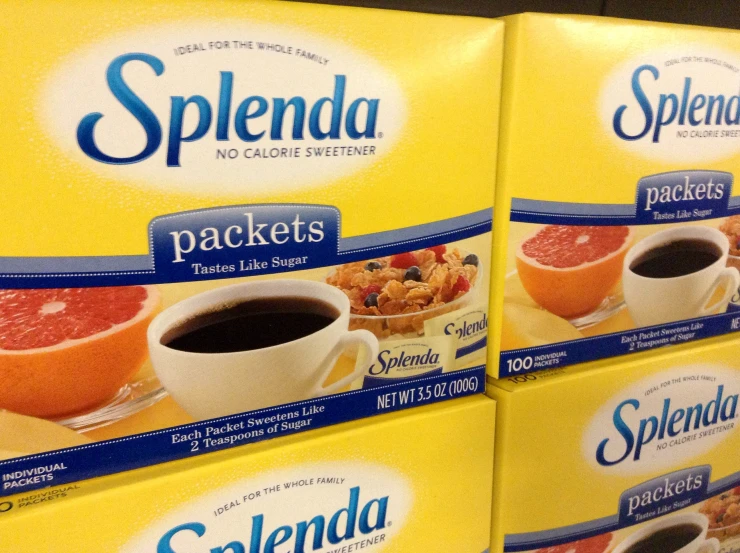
[635,171,733,225]
[362,369,444,389]
[149,204,340,281]
[0,206,492,289]
[511,170,735,226]
[618,466,711,526]
[500,312,740,377]
[0,366,485,497]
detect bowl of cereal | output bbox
[325,245,481,339]
[701,487,740,542]
[720,216,740,271]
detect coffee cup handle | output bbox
[699,267,740,317]
[699,537,720,553]
[312,329,380,396]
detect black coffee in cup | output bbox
[630,239,721,279]
[623,523,702,553]
[162,296,339,354]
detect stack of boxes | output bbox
[0,1,502,549]
[1,4,739,553]
[487,14,740,553]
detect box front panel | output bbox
[0,0,501,493]
[489,337,740,553]
[492,14,740,377]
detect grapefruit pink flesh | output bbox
[0,286,159,418]
[0,286,150,350]
[521,226,630,269]
[517,225,631,319]
[535,532,613,553]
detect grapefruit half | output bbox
[536,533,614,553]
[516,225,632,318]
[0,285,160,418]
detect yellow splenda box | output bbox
[490,14,740,378]
[0,1,501,493]
[488,335,740,553]
[0,396,496,552]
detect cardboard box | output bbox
[488,334,740,553]
[489,13,740,377]
[0,396,495,552]
[0,0,502,493]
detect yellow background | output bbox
[0,0,502,257]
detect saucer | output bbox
[54,377,167,432]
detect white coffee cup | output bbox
[613,513,719,553]
[623,226,740,327]
[147,280,379,421]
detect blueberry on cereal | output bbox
[364,292,379,308]
[463,254,479,267]
[361,284,382,299]
[404,266,422,282]
[365,261,383,272]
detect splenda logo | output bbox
[599,46,740,163]
[613,64,740,143]
[596,385,738,466]
[121,463,411,553]
[583,367,740,475]
[368,347,440,375]
[156,487,387,553]
[42,22,406,193]
[77,53,379,167]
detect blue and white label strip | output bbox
[500,312,740,376]
[511,170,735,226]
[0,365,485,497]
[0,206,492,289]
[504,464,738,552]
